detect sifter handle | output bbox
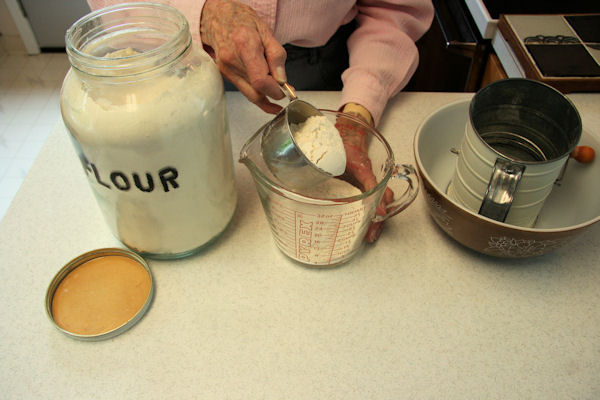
[478,158,525,222]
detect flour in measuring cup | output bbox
[292,115,347,176]
[296,178,362,199]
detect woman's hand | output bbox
[200,0,287,113]
[339,103,394,243]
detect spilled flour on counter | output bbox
[292,115,347,176]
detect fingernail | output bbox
[275,66,287,83]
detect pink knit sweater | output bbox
[87,0,433,125]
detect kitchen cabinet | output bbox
[479,52,507,87]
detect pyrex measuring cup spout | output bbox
[239,122,268,178]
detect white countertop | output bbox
[1,91,599,399]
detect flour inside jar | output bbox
[61,44,237,257]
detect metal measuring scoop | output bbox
[260,83,334,190]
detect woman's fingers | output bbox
[200,0,286,112]
[225,72,283,114]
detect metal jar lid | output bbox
[45,248,154,341]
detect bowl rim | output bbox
[413,99,600,234]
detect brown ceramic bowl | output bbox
[413,100,600,258]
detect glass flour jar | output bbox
[60,3,237,259]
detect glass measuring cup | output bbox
[240,110,419,266]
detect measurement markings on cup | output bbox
[269,197,367,264]
[269,200,296,254]
[293,212,340,263]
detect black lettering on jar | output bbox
[90,163,110,189]
[159,167,179,192]
[85,163,179,193]
[133,172,155,192]
[110,171,131,191]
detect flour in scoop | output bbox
[292,115,347,176]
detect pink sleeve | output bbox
[87,0,206,46]
[340,0,434,126]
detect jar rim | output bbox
[66,2,190,77]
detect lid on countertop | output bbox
[45,248,154,341]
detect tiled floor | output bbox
[0,51,69,221]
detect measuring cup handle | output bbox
[372,164,419,223]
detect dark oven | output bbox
[406,0,488,92]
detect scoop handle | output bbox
[280,82,297,101]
